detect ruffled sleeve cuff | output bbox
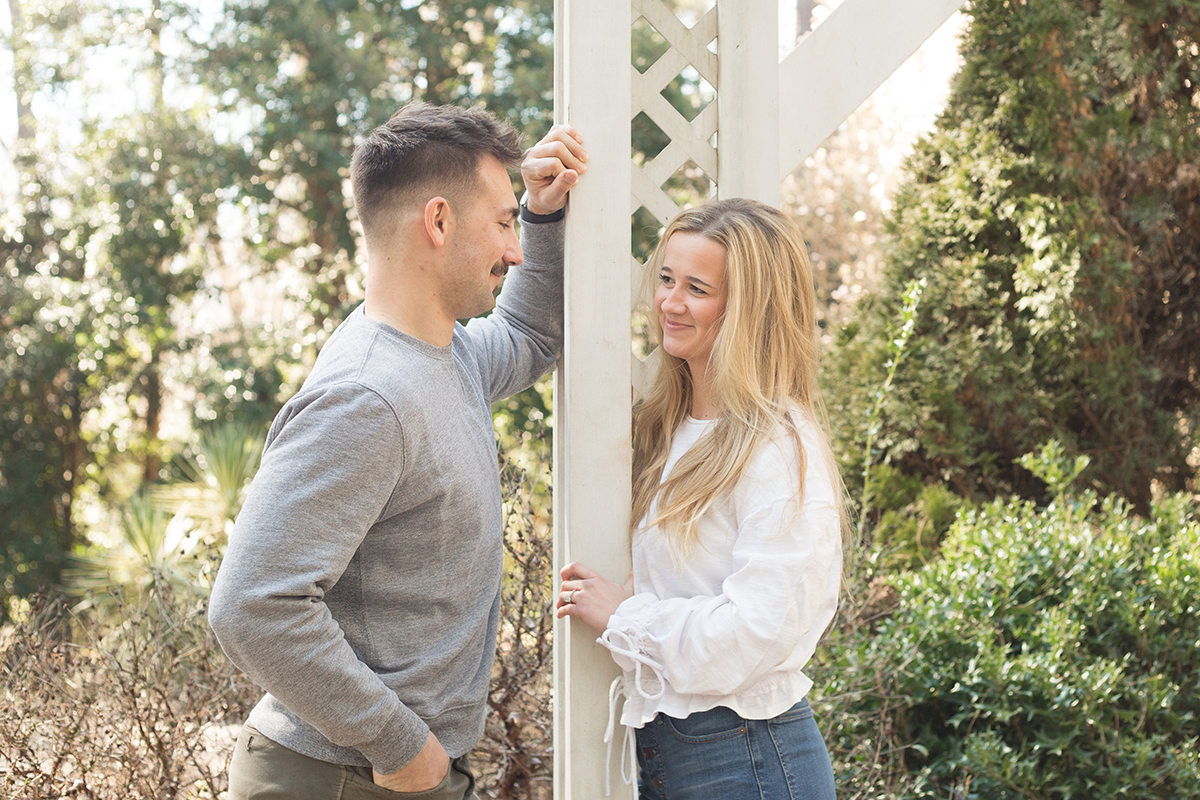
[598,593,667,701]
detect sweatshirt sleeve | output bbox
[207,383,429,774]
[460,215,565,403]
[600,427,842,699]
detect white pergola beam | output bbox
[778,0,963,179]
[552,1,634,798]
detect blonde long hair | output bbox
[631,198,846,553]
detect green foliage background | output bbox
[832,0,1200,540]
[1,0,557,609]
[816,1,1200,795]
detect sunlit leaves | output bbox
[831,0,1200,524]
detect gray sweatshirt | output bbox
[208,217,564,774]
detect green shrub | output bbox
[829,0,1200,517]
[815,446,1200,799]
[868,464,969,571]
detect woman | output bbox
[556,198,844,800]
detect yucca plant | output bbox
[154,422,265,546]
[65,423,265,608]
[65,491,206,611]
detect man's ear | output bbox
[423,197,453,247]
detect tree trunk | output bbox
[9,0,35,141]
[141,0,166,485]
[142,350,162,484]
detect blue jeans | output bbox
[635,699,836,800]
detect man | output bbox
[208,102,586,799]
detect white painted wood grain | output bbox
[553,1,635,798]
[717,0,780,204]
[778,0,965,179]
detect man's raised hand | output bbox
[521,125,587,216]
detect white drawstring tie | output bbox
[603,677,637,796]
[599,628,666,701]
[599,628,666,797]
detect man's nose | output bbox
[505,228,524,266]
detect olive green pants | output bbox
[227,724,479,800]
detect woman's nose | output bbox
[661,286,686,312]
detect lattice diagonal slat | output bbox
[632,164,684,228]
[633,87,717,179]
[633,0,718,86]
[629,0,722,391]
[631,96,718,182]
[637,46,690,105]
[639,140,689,188]
[632,347,662,400]
[631,255,647,307]
[631,0,719,181]
[630,10,718,179]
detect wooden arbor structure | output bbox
[551,0,965,796]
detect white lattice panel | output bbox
[629,0,730,395]
[630,1,718,226]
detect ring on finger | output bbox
[568,589,578,604]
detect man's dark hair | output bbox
[350,102,524,237]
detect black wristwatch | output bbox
[519,195,566,224]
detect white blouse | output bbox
[600,412,842,729]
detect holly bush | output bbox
[815,445,1200,799]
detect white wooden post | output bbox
[552,1,634,799]
[717,0,779,205]
[551,1,965,796]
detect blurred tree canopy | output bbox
[0,0,553,616]
[833,0,1200,533]
[203,0,553,326]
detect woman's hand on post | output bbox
[556,561,634,636]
